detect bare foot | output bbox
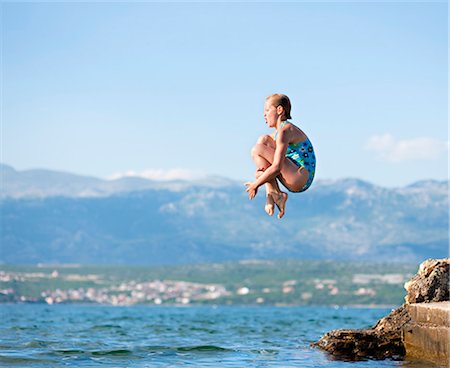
[265,193,275,216]
[271,191,288,219]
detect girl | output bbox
[245,94,316,219]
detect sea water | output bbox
[0,304,441,367]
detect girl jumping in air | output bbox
[245,94,316,219]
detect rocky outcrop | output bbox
[311,305,409,359]
[404,258,449,303]
[312,258,449,361]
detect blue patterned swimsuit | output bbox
[275,121,316,192]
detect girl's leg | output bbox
[251,135,291,218]
[253,151,280,217]
[252,135,281,195]
[252,135,309,192]
[255,167,276,216]
[251,135,310,217]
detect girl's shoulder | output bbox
[285,121,302,134]
[286,120,300,129]
[287,121,308,141]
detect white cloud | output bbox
[365,134,449,163]
[107,168,207,181]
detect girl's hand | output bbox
[244,181,259,200]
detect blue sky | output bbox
[2,1,448,187]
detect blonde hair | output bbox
[266,93,292,120]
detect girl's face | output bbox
[264,99,281,128]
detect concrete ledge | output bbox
[408,301,450,327]
[403,302,450,366]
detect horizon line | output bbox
[1,162,448,189]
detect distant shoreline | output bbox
[0,262,413,306]
[0,302,399,309]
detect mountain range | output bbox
[1,163,448,264]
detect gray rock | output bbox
[404,258,449,303]
[311,305,409,359]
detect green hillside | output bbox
[0,261,417,306]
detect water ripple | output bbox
[0,304,416,367]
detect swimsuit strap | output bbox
[274,120,290,139]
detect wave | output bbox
[54,348,133,356]
[52,345,232,357]
[89,324,123,330]
[0,355,57,365]
[135,345,234,353]
[24,339,57,348]
[175,345,232,352]
[91,349,133,356]
[54,349,86,355]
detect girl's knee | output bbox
[251,142,272,158]
[251,143,263,157]
[256,134,273,145]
